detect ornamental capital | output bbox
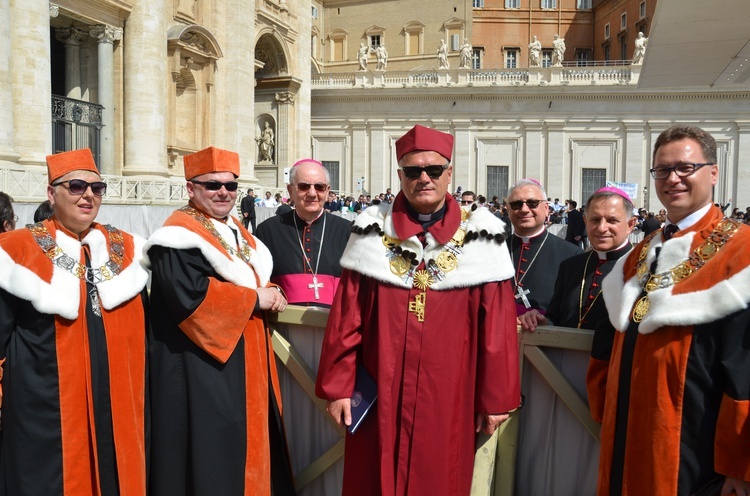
[50,4,59,18]
[275,92,295,105]
[55,27,88,46]
[89,24,123,44]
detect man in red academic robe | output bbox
[145,146,296,496]
[0,148,149,495]
[591,125,750,495]
[316,125,521,496]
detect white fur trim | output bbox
[340,203,514,289]
[603,230,750,334]
[143,216,272,289]
[0,227,149,320]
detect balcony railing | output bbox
[311,61,638,90]
[51,95,103,167]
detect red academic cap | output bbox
[46,149,99,184]
[183,146,240,180]
[395,125,454,162]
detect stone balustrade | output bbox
[311,62,639,89]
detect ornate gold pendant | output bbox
[390,256,411,277]
[413,270,434,290]
[435,251,458,272]
[632,295,650,323]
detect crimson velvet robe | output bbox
[316,194,521,496]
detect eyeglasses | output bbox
[650,162,714,180]
[296,182,328,192]
[400,164,450,180]
[460,200,474,205]
[508,199,544,211]
[12,215,18,223]
[190,180,239,192]
[52,179,107,197]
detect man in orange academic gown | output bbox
[591,125,750,495]
[145,147,296,496]
[0,148,149,496]
[316,125,521,496]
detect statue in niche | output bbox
[437,39,450,69]
[552,34,566,67]
[256,121,275,163]
[375,44,388,71]
[528,36,542,67]
[632,32,648,65]
[358,43,370,71]
[459,39,472,69]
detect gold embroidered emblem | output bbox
[413,270,434,291]
[408,293,426,322]
[436,252,458,273]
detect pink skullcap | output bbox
[292,158,324,168]
[395,125,454,162]
[521,178,543,187]
[596,186,632,203]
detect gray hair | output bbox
[507,178,547,200]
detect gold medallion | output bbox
[390,256,411,277]
[632,295,650,323]
[672,263,692,282]
[413,270,434,290]
[697,242,717,260]
[436,251,458,272]
[645,275,661,292]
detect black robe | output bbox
[546,244,632,330]
[255,210,351,307]
[506,230,582,314]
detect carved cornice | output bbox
[275,92,295,105]
[89,24,122,44]
[54,27,88,46]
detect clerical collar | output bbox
[405,202,447,230]
[515,225,546,243]
[595,239,631,260]
[296,209,325,226]
[667,202,712,232]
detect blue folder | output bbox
[348,364,378,434]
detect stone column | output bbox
[9,0,53,165]
[622,120,647,208]
[89,24,121,175]
[123,0,168,175]
[348,121,367,193]
[0,0,19,163]
[522,120,544,182]
[54,27,87,100]
[451,120,472,194]
[545,119,567,198]
[275,91,295,177]
[219,0,255,179]
[734,121,750,209]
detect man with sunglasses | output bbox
[0,148,150,495]
[256,158,351,308]
[506,179,582,317]
[593,125,750,495]
[316,125,521,496]
[145,146,296,496]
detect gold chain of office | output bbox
[180,206,254,266]
[631,217,741,323]
[29,222,125,284]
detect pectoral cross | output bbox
[515,285,531,309]
[308,276,324,300]
[408,292,426,322]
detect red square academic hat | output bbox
[395,125,454,162]
[46,149,99,184]
[183,146,240,180]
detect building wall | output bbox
[593,0,656,61]
[311,85,750,212]
[473,0,594,69]
[317,0,473,72]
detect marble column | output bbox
[9,0,53,165]
[451,119,472,194]
[0,0,19,163]
[622,120,648,208]
[734,121,750,209]
[274,91,295,177]
[545,119,567,198]
[89,24,121,175]
[522,120,544,183]
[123,0,168,175]
[349,121,367,193]
[55,27,87,100]
[219,0,255,180]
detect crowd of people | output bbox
[0,123,747,496]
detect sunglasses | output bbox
[296,182,328,192]
[53,179,107,197]
[508,199,544,210]
[190,180,239,192]
[400,164,449,180]
[460,200,474,205]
